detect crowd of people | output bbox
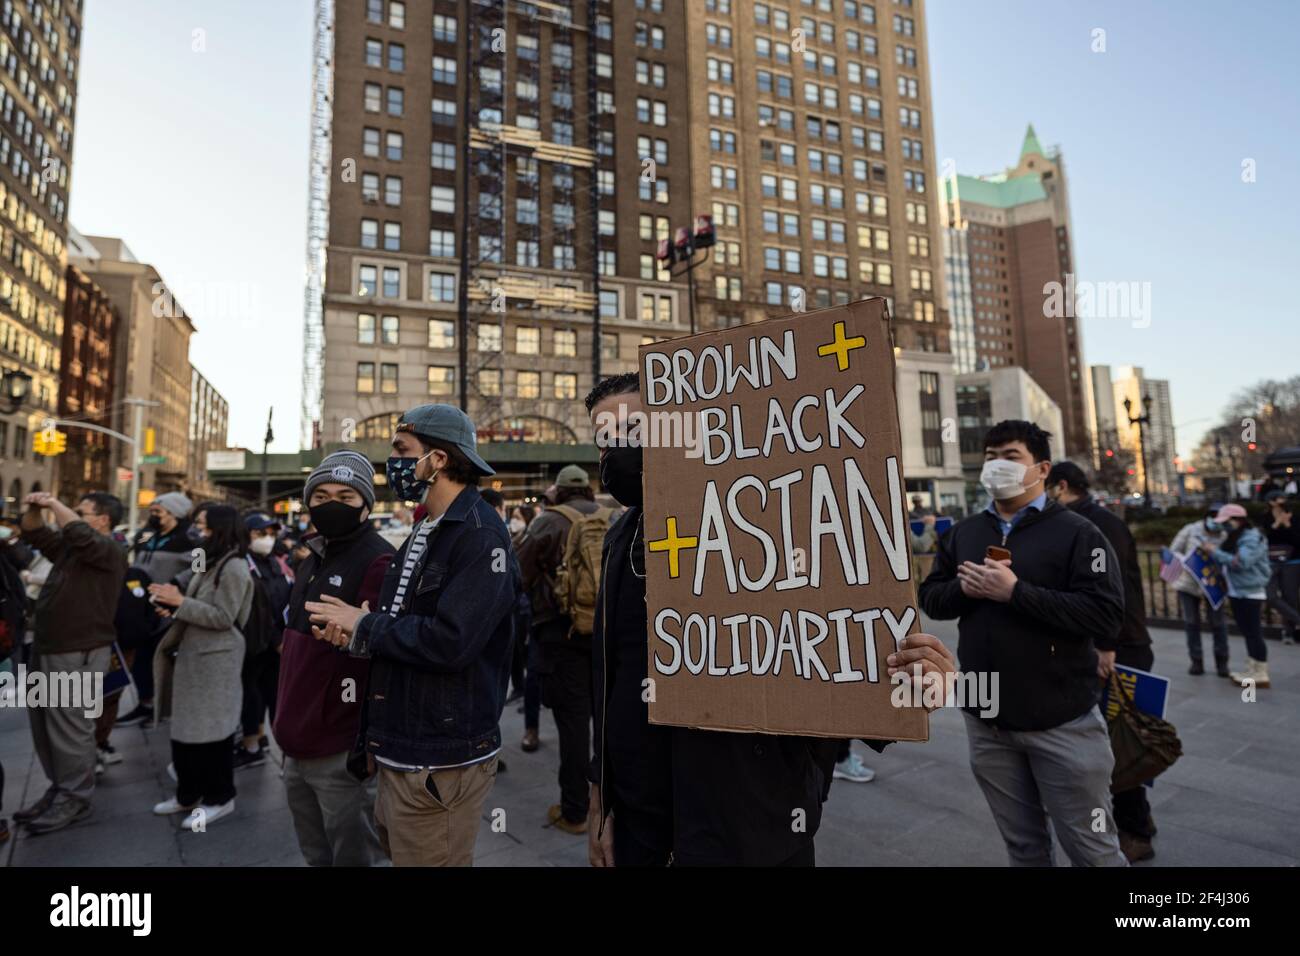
[0,380,1291,866]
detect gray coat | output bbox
[153,551,253,743]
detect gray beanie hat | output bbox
[153,491,193,518]
[305,450,375,508]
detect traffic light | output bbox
[1104,448,1114,458]
[693,214,716,249]
[1247,442,1257,452]
[32,429,68,456]
[145,427,156,455]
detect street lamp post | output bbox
[1124,393,1153,509]
[1,367,32,415]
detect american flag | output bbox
[1159,548,1185,584]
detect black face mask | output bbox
[146,514,162,531]
[310,501,367,540]
[600,445,644,508]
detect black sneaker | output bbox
[232,747,266,771]
[116,703,154,727]
[258,735,270,751]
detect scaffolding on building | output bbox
[457,0,604,439]
[301,0,334,449]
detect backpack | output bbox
[213,554,276,659]
[549,504,613,637]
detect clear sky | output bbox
[70,0,313,452]
[928,0,1300,457]
[69,1,1298,455]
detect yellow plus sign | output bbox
[647,516,699,579]
[817,320,867,371]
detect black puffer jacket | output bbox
[918,500,1124,731]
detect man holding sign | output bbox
[585,299,956,867]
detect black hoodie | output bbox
[918,500,1124,731]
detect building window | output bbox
[428,365,455,396]
[516,370,541,399]
[364,82,381,112]
[380,315,399,345]
[363,127,380,157]
[599,290,620,318]
[431,185,455,213]
[428,319,454,349]
[515,326,540,355]
[357,313,376,345]
[360,219,378,249]
[356,362,376,394]
[383,221,401,251]
[478,323,502,352]
[433,14,457,43]
[554,329,577,357]
[601,333,619,362]
[428,272,455,303]
[554,373,578,401]
[358,265,378,297]
[920,371,943,466]
[388,1,405,29]
[382,267,401,298]
[478,369,502,397]
[429,229,455,257]
[386,87,404,116]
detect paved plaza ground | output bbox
[3,619,1296,867]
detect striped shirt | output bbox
[389,517,437,617]
[375,515,502,772]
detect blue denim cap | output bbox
[397,403,495,476]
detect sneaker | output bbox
[833,752,876,783]
[153,797,198,815]
[1283,633,1297,646]
[184,799,235,831]
[25,799,92,835]
[258,735,270,751]
[232,747,266,771]
[99,743,123,765]
[13,791,55,824]
[1188,659,1204,675]
[547,804,588,835]
[115,703,154,727]
[95,758,104,776]
[521,729,540,753]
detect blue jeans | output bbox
[1179,591,1228,662]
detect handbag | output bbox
[1107,671,1182,792]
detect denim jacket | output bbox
[350,486,520,767]
[1209,527,1272,596]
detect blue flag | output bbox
[1182,550,1226,610]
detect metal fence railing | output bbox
[911,547,1289,640]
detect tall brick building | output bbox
[309,0,961,505]
[943,124,1090,456]
[0,0,81,513]
[56,261,117,500]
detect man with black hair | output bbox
[517,464,605,833]
[480,488,507,522]
[920,420,1128,867]
[586,375,957,866]
[15,491,128,834]
[305,404,521,866]
[1047,459,1157,862]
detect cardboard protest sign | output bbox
[637,298,928,741]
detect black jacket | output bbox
[351,486,521,767]
[591,506,880,866]
[1066,495,1150,649]
[918,500,1124,731]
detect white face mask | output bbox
[980,459,1030,500]
[508,517,525,534]
[249,536,276,557]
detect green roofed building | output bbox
[941,125,1093,458]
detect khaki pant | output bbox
[374,755,498,866]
